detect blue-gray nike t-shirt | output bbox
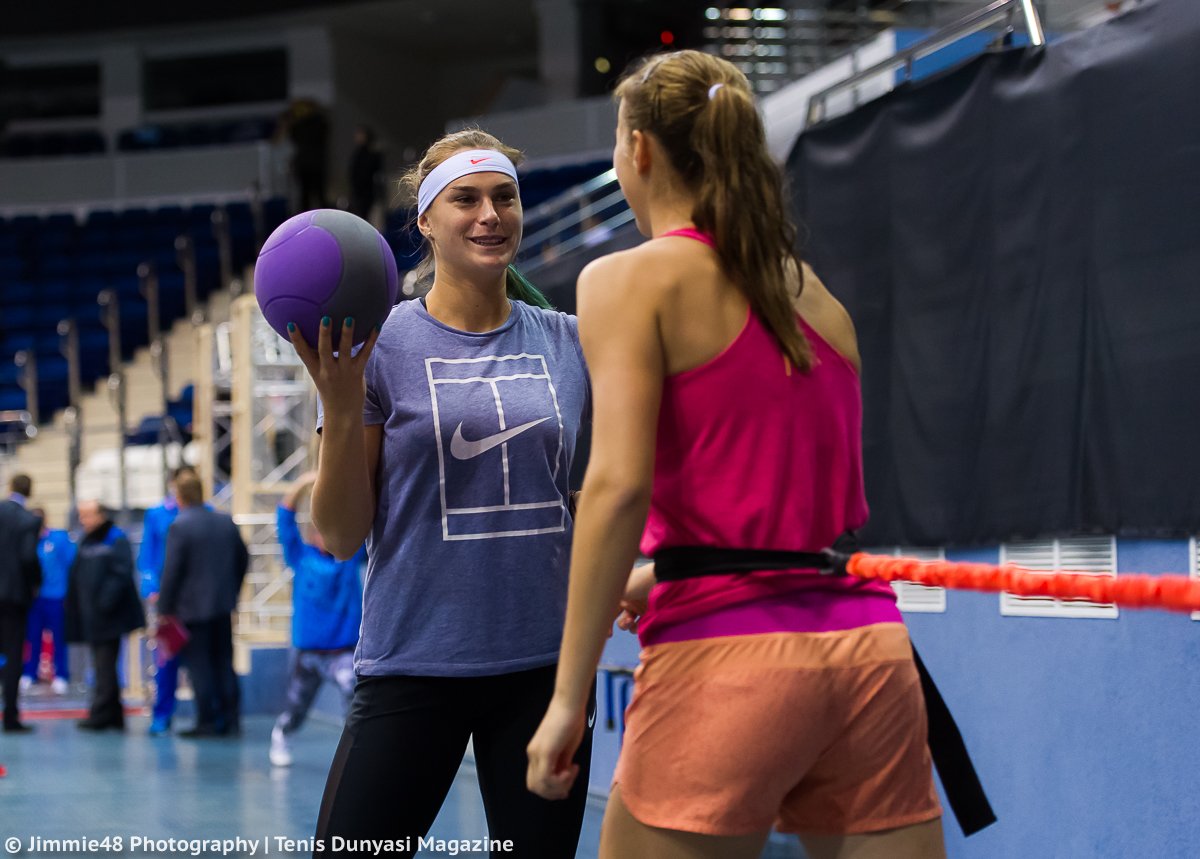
[328,298,589,677]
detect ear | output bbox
[631,129,653,176]
[417,212,433,239]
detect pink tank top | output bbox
[638,230,899,645]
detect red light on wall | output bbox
[660,30,675,45]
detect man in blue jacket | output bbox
[270,472,364,767]
[21,509,76,694]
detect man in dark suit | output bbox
[158,473,249,737]
[64,500,145,731]
[0,474,42,733]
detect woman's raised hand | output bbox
[287,316,381,419]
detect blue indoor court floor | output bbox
[0,713,606,859]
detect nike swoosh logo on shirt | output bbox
[587,709,596,729]
[450,417,551,460]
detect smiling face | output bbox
[419,170,522,280]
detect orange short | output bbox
[612,623,942,836]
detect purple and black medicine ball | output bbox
[255,209,399,349]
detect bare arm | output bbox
[796,261,861,373]
[287,316,382,560]
[527,252,664,798]
[312,424,382,559]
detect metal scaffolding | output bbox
[194,294,316,644]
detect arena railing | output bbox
[806,0,1046,126]
[517,168,637,273]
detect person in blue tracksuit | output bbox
[269,472,365,767]
[21,509,76,693]
[138,465,196,735]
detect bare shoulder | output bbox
[578,243,678,311]
[794,261,861,373]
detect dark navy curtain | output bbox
[788,0,1200,547]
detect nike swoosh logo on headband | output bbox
[470,158,489,165]
[450,417,551,460]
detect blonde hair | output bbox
[615,50,813,371]
[399,129,551,309]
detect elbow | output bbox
[317,526,367,561]
[327,543,361,563]
[312,515,369,561]
[311,499,373,560]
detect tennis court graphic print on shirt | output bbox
[426,353,568,540]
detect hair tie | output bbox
[708,83,725,100]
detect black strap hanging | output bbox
[652,540,997,836]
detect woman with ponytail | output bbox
[527,52,945,858]
[290,128,593,857]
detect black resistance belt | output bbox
[653,542,997,837]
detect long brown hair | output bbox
[615,50,812,371]
[398,128,551,309]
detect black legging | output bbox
[315,664,595,859]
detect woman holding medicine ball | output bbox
[287,129,594,858]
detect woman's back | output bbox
[635,235,898,645]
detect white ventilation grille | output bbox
[881,547,947,613]
[999,536,1118,619]
[1191,537,1199,623]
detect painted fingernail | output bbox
[345,317,354,327]
[287,322,296,333]
[321,316,331,328]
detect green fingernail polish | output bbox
[321,316,331,327]
[287,322,296,333]
[345,317,355,327]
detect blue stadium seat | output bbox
[2,332,36,352]
[37,281,74,304]
[1,308,35,330]
[37,256,78,279]
[84,210,118,229]
[38,355,68,382]
[34,304,71,327]
[2,282,37,305]
[0,258,27,279]
[155,205,186,225]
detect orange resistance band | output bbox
[845,554,1200,613]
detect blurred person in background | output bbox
[0,473,42,732]
[138,465,197,735]
[347,124,385,223]
[65,501,144,732]
[20,507,75,695]
[285,98,330,212]
[269,472,365,768]
[158,473,249,738]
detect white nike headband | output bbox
[416,149,520,216]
